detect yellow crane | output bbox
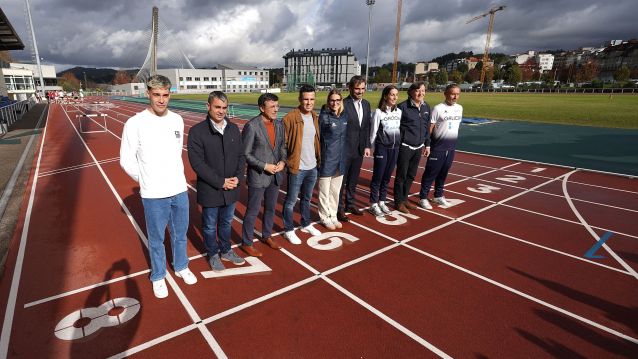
[391,0,402,84]
[466,5,506,87]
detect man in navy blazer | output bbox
[240,93,287,256]
[337,75,371,222]
[187,91,246,272]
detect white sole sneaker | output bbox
[419,199,433,210]
[433,197,451,207]
[284,231,302,245]
[175,268,198,285]
[301,224,321,236]
[152,279,169,298]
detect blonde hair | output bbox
[324,89,343,116]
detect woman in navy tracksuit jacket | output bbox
[367,85,402,216]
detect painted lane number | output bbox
[55,297,140,340]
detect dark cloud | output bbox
[2,0,636,71]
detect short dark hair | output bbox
[258,93,279,107]
[348,75,366,92]
[444,83,460,94]
[208,91,228,104]
[407,81,426,98]
[298,84,315,99]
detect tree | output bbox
[574,61,599,83]
[475,61,483,72]
[373,68,391,83]
[436,69,448,84]
[456,63,469,74]
[427,72,437,89]
[464,68,480,83]
[613,65,630,83]
[450,70,463,84]
[59,72,81,91]
[505,64,522,85]
[484,67,494,85]
[113,70,133,84]
[0,51,13,65]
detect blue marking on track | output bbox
[584,231,613,259]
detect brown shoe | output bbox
[337,210,350,222]
[241,244,263,257]
[404,201,417,210]
[262,237,281,250]
[396,202,411,214]
[346,205,364,216]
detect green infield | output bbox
[172,91,638,129]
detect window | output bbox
[187,85,198,89]
[203,77,209,81]
[186,77,192,81]
[194,77,201,81]
[179,77,184,81]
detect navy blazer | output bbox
[242,115,287,188]
[343,95,372,157]
[187,116,245,207]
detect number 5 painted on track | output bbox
[55,297,140,340]
[307,232,359,250]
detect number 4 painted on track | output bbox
[201,257,272,278]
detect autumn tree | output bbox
[59,72,81,91]
[613,65,630,83]
[436,69,448,84]
[464,68,480,83]
[113,70,133,84]
[574,61,599,83]
[505,64,522,85]
[450,70,463,84]
[456,63,469,74]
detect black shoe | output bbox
[337,210,350,222]
[346,205,363,216]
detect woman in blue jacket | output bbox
[367,85,402,216]
[317,89,349,229]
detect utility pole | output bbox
[365,0,375,88]
[391,0,402,84]
[24,0,45,98]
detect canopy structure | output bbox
[0,7,24,51]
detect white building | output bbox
[415,62,439,75]
[2,67,35,101]
[514,51,536,65]
[111,82,146,96]
[10,62,61,92]
[535,53,554,72]
[156,65,269,94]
[283,47,361,88]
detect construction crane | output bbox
[466,5,506,87]
[391,0,402,84]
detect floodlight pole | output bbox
[25,0,45,98]
[365,0,375,88]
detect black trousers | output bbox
[393,145,422,205]
[338,152,364,211]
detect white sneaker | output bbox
[284,230,302,244]
[378,202,392,215]
[175,268,198,285]
[152,279,168,299]
[432,196,451,207]
[332,219,343,229]
[301,224,321,236]
[419,199,433,210]
[368,203,384,217]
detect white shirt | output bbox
[429,102,463,151]
[355,100,363,125]
[120,109,188,198]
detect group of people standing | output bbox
[120,74,462,298]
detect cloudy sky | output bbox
[3,0,636,71]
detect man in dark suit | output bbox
[240,93,287,257]
[187,91,246,272]
[337,75,372,222]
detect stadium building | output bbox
[156,65,269,94]
[283,47,361,89]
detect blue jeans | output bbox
[142,191,189,282]
[202,203,236,256]
[283,168,317,231]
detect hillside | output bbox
[56,67,138,84]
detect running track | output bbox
[0,98,637,358]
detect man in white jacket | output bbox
[120,75,197,299]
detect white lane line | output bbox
[0,105,50,358]
[323,276,452,358]
[59,105,227,357]
[403,242,638,345]
[561,172,638,280]
[24,269,151,308]
[460,221,633,276]
[38,158,120,177]
[107,323,199,359]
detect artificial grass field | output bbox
[172,91,638,129]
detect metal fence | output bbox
[0,100,35,136]
[462,87,637,94]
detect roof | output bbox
[0,7,24,51]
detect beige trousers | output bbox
[317,175,344,223]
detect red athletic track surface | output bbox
[0,99,637,358]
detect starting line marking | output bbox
[201,257,272,278]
